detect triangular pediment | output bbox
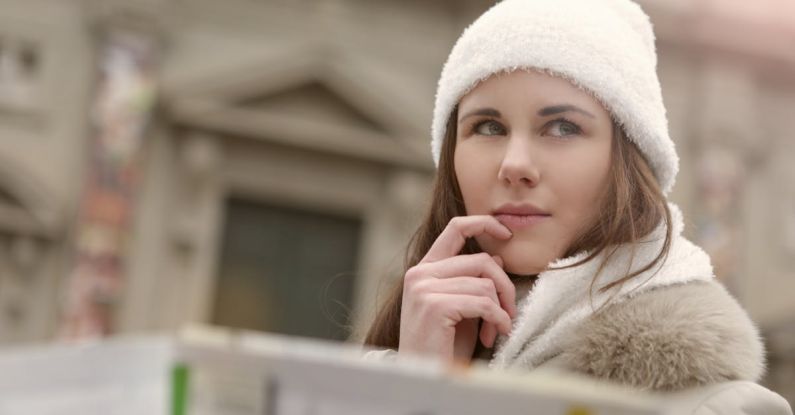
[232,80,388,135]
[164,47,432,169]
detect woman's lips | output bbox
[494,213,550,230]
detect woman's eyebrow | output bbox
[538,104,595,118]
[458,107,501,123]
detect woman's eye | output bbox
[547,119,581,137]
[473,120,506,136]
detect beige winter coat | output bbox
[536,281,792,414]
[363,204,792,414]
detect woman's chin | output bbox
[493,243,558,276]
[503,261,545,276]
[476,235,561,275]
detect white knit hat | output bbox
[431,0,679,194]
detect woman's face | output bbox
[454,70,613,275]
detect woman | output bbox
[362,0,791,413]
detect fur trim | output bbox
[489,203,716,369]
[557,281,766,391]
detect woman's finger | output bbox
[425,293,513,335]
[412,276,500,306]
[479,319,496,348]
[411,253,517,318]
[421,215,512,264]
[410,276,507,343]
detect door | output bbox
[211,197,361,342]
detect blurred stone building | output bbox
[0,0,793,402]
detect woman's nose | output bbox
[497,136,541,186]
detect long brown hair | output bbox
[363,105,672,350]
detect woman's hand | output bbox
[398,215,517,363]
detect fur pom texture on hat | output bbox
[431,0,679,194]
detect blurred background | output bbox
[0,0,793,405]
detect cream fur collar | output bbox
[490,202,715,370]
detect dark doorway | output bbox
[212,198,361,342]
